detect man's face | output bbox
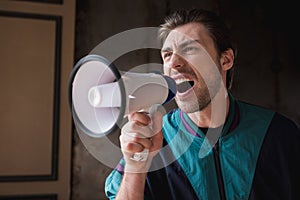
[161,22,224,113]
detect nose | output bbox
[168,53,185,69]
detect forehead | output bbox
[163,22,213,49]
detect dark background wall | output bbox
[72,0,300,199]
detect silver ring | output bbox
[130,149,149,161]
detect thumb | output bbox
[149,109,164,153]
[151,111,163,136]
[148,104,164,134]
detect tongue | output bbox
[177,81,194,93]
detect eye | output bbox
[163,52,172,59]
[182,46,198,54]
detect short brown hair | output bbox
[159,9,237,89]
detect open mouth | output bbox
[176,78,195,93]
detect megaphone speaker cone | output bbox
[68,55,125,137]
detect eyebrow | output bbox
[161,39,200,53]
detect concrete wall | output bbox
[72,0,300,199]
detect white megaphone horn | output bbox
[68,54,177,138]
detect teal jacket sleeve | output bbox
[105,159,125,200]
[105,168,123,200]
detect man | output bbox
[105,9,300,200]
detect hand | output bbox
[120,110,163,173]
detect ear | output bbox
[220,49,234,71]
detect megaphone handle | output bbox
[128,104,161,162]
[130,149,149,162]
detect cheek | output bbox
[195,76,206,89]
[163,65,170,75]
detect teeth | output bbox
[175,78,191,84]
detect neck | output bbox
[188,88,230,128]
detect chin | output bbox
[176,96,212,113]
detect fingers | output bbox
[120,119,153,155]
[120,111,163,155]
[120,131,153,152]
[128,112,151,126]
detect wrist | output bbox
[124,159,152,173]
[116,172,147,200]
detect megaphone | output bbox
[68,54,177,138]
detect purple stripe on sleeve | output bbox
[115,163,124,175]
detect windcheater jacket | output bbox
[105,94,300,200]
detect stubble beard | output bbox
[176,78,222,113]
